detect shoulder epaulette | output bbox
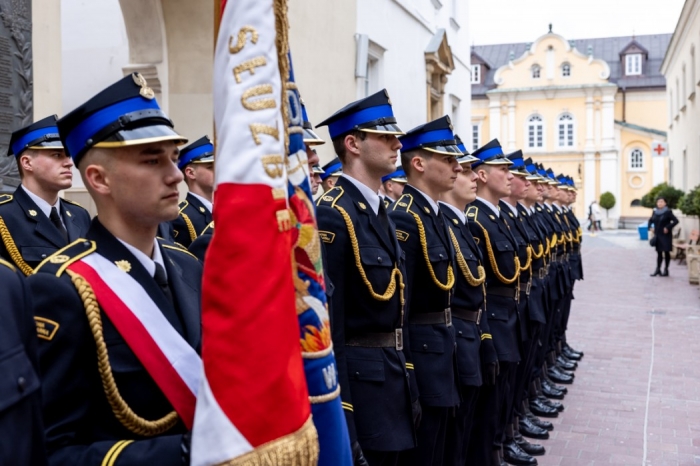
[0,194,12,206]
[161,242,198,261]
[200,221,214,235]
[315,186,343,207]
[61,198,84,208]
[33,238,96,277]
[391,193,414,212]
[466,205,479,220]
[178,200,189,214]
[0,258,16,271]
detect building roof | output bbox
[472,33,672,97]
[614,120,667,138]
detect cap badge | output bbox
[133,73,155,100]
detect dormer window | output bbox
[531,64,541,79]
[471,64,481,84]
[561,62,571,77]
[625,53,642,76]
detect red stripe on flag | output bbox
[68,261,197,428]
[202,183,310,447]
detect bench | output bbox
[618,216,649,229]
[674,229,699,264]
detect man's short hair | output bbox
[331,130,367,163]
[400,149,432,177]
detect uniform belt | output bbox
[519,279,532,296]
[410,308,452,327]
[487,286,518,300]
[346,329,404,351]
[534,267,547,279]
[452,306,482,324]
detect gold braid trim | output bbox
[549,234,557,250]
[448,228,485,286]
[308,385,341,404]
[531,243,545,259]
[180,212,197,243]
[472,218,520,285]
[66,270,179,437]
[217,416,319,466]
[0,215,33,276]
[519,246,532,272]
[409,211,454,291]
[335,204,404,302]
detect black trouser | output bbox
[399,406,449,466]
[465,378,499,465]
[495,362,518,446]
[657,250,671,270]
[365,450,400,466]
[445,386,480,466]
[515,322,543,414]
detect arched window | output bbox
[531,64,541,79]
[527,115,543,148]
[557,113,574,147]
[629,148,644,170]
[561,62,571,77]
[630,199,642,207]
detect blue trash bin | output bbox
[638,223,649,241]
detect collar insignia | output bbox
[66,211,72,217]
[199,207,205,213]
[28,209,37,217]
[424,207,430,214]
[115,260,132,273]
[358,202,366,210]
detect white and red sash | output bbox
[68,252,201,428]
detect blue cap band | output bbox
[327,104,394,139]
[12,126,59,157]
[65,96,161,160]
[510,157,524,169]
[178,143,214,169]
[320,162,342,181]
[400,129,456,153]
[476,146,504,161]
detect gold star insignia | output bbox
[424,207,430,214]
[28,209,37,217]
[199,207,205,213]
[453,219,459,225]
[489,215,496,220]
[114,260,132,273]
[358,202,366,210]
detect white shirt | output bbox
[21,184,65,228]
[341,174,381,215]
[411,185,440,214]
[476,196,500,217]
[502,200,519,217]
[117,238,167,279]
[439,201,466,224]
[189,192,213,214]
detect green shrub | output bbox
[599,191,616,215]
[678,186,700,217]
[641,182,684,209]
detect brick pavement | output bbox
[536,230,700,466]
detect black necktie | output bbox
[153,262,174,304]
[377,202,392,239]
[436,210,449,244]
[49,207,68,243]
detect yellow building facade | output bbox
[471,31,671,223]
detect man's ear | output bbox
[410,153,425,174]
[476,166,489,183]
[19,153,33,174]
[344,133,362,158]
[83,164,111,196]
[184,165,196,181]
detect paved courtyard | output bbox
[538,230,700,466]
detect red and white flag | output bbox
[190,0,318,464]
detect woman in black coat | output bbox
[648,196,679,276]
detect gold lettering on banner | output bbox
[262,155,285,178]
[241,85,276,111]
[233,56,267,83]
[229,26,258,54]
[277,209,292,232]
[250,123,280,145]
[272,188,286,200]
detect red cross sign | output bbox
[652,141,668,157]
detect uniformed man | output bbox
[463,139,521,466]
[380,167,407,209]
[438,143,492,466]
[28,73,201,465]
[311,164,324,195]
[0,115,91,274]
[0,260,46,466]
[170,136,214,247]
[301,100,326,197]
[315,89,417,466]
[389,115,462,466]
[320,157,343,193]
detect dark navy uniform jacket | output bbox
[188,221,214,264]
[563,207,584,280]
[0,260,46,466]
[466,199,521,363]
[516,203,549,325]
[316,177,416,452]
[171,192,212,247]
[537,203,565,300]
[0,187,90,274]
[440,203,485,388]
[390,185,459,409]
[28,219,202,466]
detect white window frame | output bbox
[531,64,541,79]
[561,62,571,78]
[471,64,481,84]
[526,114,544,149]
[629,148,645,171]
[557,113,575,148]
[625,53,642,76]
[471,122,481,151]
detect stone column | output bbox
[507,94,516,150]
[488,95,500,141]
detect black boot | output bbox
[514,425,546,457]
[537,394,564,412]
[650,268,661,276]
[529,397,558,418]
[661,267,669,277]
[503,439,538,465]
[556,355,577,370]
[523,400,553,431]
[564,342,583,357]
[563,346,582,361]
[541,373,568,395]
[518,414,549,439]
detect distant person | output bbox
[588,201,602,235]
[649,196,679,277]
